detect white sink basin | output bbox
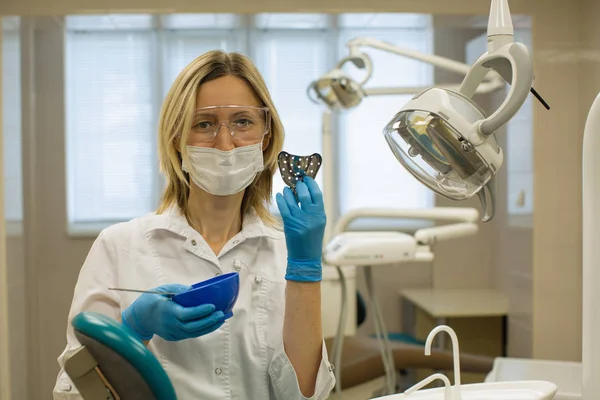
[372,381,558,400]
[372,326,558,400]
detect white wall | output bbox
[13,17,96,399]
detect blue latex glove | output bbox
[121,284,225,342]
[276,176,327,282]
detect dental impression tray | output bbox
[372,325,558,400]
[277,151,322,190]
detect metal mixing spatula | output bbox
[109,287,178,299]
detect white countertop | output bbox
[399,288,510,318]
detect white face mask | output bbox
[182,143,265,196]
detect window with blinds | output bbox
[251,15,332,206]
[2,16,23,223]
[66,17,156,223]
[336,15,435,214]
[64,13,434,227]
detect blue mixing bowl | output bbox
[172,272,240,320]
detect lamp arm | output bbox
[347,37,472,76]
[459,43,533,137]
[332,207,480,237]
[345,36,504,95]
[364,79,504,97]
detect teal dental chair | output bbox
[64,312,177,400]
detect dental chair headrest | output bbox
[74,331,156,399]
[71,312,177,400]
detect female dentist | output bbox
[53,50,336,400]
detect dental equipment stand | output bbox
[312,0,554,397]
[312,15,510,397]
[323,208,480,397]
[315,32,506,400]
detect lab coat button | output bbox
[59,377,72,391]
[191,239,197,246]
[215,367,222,375]
[328,363,335,372]
[233,260,241,271]
[254,275,262,284]
[62,383,72,391]
[232,240,239,245]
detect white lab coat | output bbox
[53,206,336,399]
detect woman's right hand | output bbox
[121,284,225,342]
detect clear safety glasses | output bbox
[189,105,271,146]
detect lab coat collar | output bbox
[142,204,276,242]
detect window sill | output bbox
[4,220,24,237]
[508,214,533,229]
[67,221,123,238]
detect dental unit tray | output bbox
[373,325,558,400]
[277,151,322,190]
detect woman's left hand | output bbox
[276,176,327,282]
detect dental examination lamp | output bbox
[309,0,550,223]
[323,207,480,396]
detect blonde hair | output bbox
[156,50,284,226]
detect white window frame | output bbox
[2,16,24,237]
[64,25,160,234]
